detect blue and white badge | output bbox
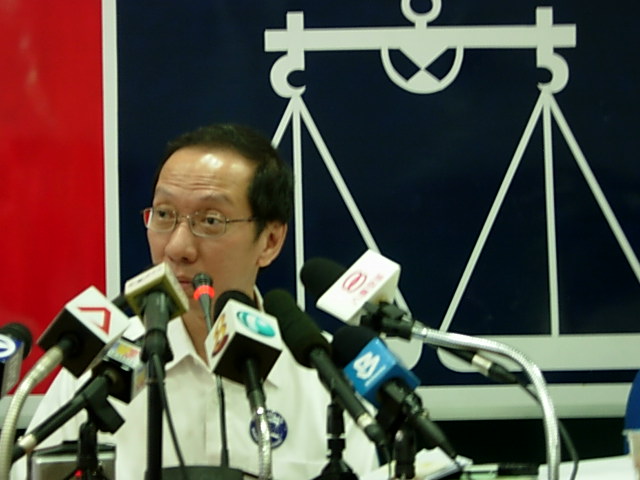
[249,410,287,448]
[0,335,18,360]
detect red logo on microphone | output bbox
[78,307,112,333]
[342,271,367,292]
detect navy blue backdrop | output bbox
[115,1,639,418]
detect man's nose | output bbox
[164,219,198,263]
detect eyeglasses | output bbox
[142,206,255,238]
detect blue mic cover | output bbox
[340,334,419,408]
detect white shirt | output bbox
[10,316,379,480]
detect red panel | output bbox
[0,1,104,391]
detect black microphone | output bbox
[332,325,457,459]
[208,290,280,480]
[0,323,32,398]
[206,290,282,389]
[123,262,189,362]
[37,286,131,378]
[301,257,517,383]
[0,289,130,477]
[192,272,215,331]
[13,338,145,461]
[90,338,146,403]
[262,289,389,452]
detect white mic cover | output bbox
[316,249,401,324]
[205,298,283,385]
[38,286,130,377]
[123,262,189,318]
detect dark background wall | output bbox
[2,0,635,467]
[114,0,638,465]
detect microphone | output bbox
[192,272,215,331]
[38,286,131,378]
[91,337,146,403]
[205,290,282,387]
[301,254,516,382]
[0,287,130,478]
[206,291,279,480]
[123,262,189,362]
[301,253,414,339]
[13,338,145,462]
[301,251,401,327]
[0,323,32,398]
[332,325,457,459]
[123,262,189,319]
[262,289,389,452]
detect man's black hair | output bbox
[152,123,293,236]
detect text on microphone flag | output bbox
[210,312,229,356]
[316,249,401,323]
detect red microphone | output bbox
[192,273,215,330]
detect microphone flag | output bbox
[315,250,401,324]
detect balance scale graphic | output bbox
[264,0,640,414]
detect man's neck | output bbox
[181,309,209,361]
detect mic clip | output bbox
[360,302,414,340]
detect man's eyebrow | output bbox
[153,188,234,205]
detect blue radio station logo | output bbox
[237,311,276,337]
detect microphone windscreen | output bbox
[214,290,255,319]
[300,258,346,299]
[263,289,330,368]
[0,323,33,359]
[192,272,213,288]
[331,325,378,368]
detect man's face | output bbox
[147,146,284,314]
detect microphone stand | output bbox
[243,359,273,480]
[313,397,358,480]
[72,381,123,480]
[13,375,123,463]
[23,376,123,480]
[393,425,416,480]
[141,291,174,480]
[360,306,560,480]
[69,421,110,480]
[411,326,560,480]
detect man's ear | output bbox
[257,222,288,268]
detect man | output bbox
[11,124,379,479]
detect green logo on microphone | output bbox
[237,311,276,337]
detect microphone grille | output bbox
[192,272,213,288]
[263,289,330,368]
[0,323,33,359]
[331,325,377,368]
[213,290,255,320]
[300,257,346,299]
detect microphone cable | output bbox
[198,274,234,469]
[215,375,231,467]
[193,274,235,473]
[150,353,190,480]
